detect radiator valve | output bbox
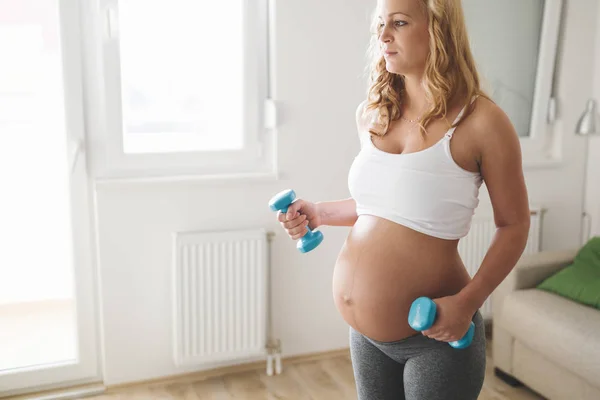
[266,339,282,376]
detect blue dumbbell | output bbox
[408,296,475,349]
[268,189,323,253]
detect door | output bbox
[0,0,99,395]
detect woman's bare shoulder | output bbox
[466,96,523,169]
[468,96,515,137]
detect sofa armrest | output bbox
[492,248,578,320]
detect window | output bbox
[465,0,545,139]
[88,0,275,179]
[464,0,564,166]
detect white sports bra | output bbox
[348,100,483,240]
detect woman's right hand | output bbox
[277,199,321,240]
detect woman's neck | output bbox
[402,75,429,118]
[402,74,466,117]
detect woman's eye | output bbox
[378,21,405,29]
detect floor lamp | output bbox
[575,98,598,245]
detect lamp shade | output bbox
[575,99,597,135]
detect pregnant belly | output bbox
[332,215,472,343]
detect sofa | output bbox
[492,248,600,400]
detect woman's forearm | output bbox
[457,221,530,311]
[316,198,358,227]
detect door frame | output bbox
[0,0,102,396]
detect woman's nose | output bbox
[379,26,393,44]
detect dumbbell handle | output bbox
[279,206,318,239]
[408,297,475,349]
[268,189,324,253]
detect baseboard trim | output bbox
[4,384,106,400]
[106,347,351,392]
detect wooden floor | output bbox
[87,340,546,400]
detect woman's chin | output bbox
[385,64,403,75]
[383,59,401,73]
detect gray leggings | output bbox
[349,311,486,400]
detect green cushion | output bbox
[536,236,600,309]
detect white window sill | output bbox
[522,155,563,170]
[94,171,281,186]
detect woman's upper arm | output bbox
[475,101,530,228]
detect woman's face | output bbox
[377,0,430,76]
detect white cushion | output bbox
[499,289,600,386]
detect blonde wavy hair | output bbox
[364,0,491,137]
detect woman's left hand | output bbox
[421,294,478,343]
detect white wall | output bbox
[91,0,599,386]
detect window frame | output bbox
[518,0,564,167]
[84,0,275,180]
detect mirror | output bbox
[463,0,562,138]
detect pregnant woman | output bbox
[276,0,530,398]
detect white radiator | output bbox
[458,207,544,319]
[172,228,269,367]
